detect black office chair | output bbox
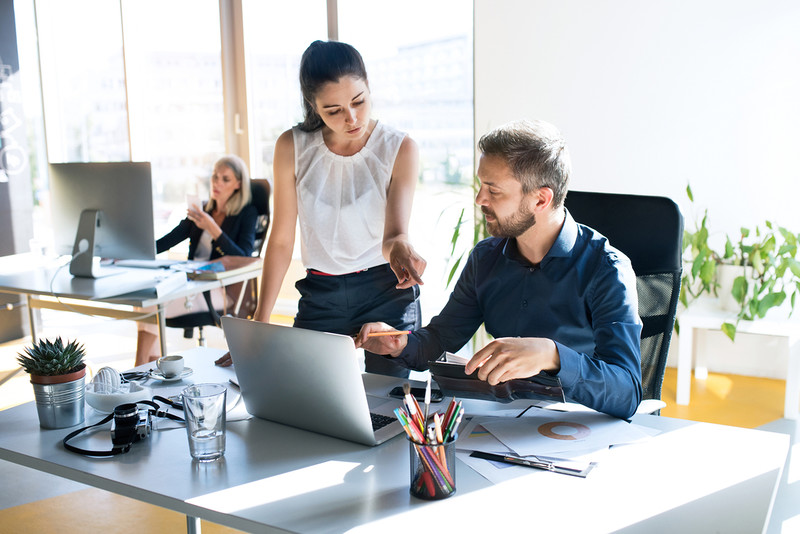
[564,190,683,414]
[166,179,271,346]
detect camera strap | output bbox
[62,412,129,456]
[62,398,185,457]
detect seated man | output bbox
[356,119,642,419]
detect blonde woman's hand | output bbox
[187,205,221,236]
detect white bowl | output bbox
[85,382,151,413]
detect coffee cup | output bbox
[157,355,185,378]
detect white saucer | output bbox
[149,367,193,382]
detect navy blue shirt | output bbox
[398,211,643,419]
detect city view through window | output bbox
[16,0,475,314]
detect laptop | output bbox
[221,317,405,446]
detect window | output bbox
[338,0,473,187]
[35,0,226,244]
[121,0,225,237]
[241,0,328,180]
[338,0,475,316]
[36,0,129,163]
[19,1,475,304]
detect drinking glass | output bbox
[182,383,226,462]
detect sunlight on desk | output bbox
[783,515,800,533]
[186,460,358,513]
[609,423,786,531]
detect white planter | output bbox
[716,264,751,313]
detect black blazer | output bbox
[156,203,257,260]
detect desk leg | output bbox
[186,515,201,534]
[157,304,167,357]
[785,336,800,420]
[26,295,39,343]
[677,323,694,405]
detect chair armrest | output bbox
[636,399,667,415]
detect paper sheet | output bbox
[482,406,653,457]
[456,417,607,483]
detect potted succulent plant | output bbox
[17,337,87,429]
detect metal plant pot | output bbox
[30,366,86,429]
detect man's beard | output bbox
[483,204,537,238]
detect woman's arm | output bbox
[383,135,426,289]
[253,129,298,323]
[156,219,193,255]
[212,205,258,257]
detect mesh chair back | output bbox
[564,191,683,403]
[250,179,272,257]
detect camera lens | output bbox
[111,403,140,446]
[114,403,138,418]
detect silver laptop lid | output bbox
[222,317,397,446]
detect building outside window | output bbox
[15,0,475,317]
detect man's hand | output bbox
[215,351,233,367]
[354,322,409,357]
[464,337,560,385]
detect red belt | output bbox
[307,268,368,277]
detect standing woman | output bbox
[135,155,256,366]
[218,40,426,377]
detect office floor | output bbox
[0,310,798,533]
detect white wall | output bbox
[475,0,800,378]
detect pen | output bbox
[366,330,411,337]
[469,451,592,477]
[470,451,556,471]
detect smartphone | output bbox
[389,386,443,403]
[186,193,201,211]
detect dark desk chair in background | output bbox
[166,179,271,346]
[564,190,683,414]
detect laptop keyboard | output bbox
[370,413,395,431]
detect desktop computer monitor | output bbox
[49,162,156,278]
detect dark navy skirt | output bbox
[294,263,420,378]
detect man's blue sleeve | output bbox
[556,253,642,419]
[396,248,485,370]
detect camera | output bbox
[110,403,152,446]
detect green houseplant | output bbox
[445,175,486,287]
[17,337,87,428]
[681,185,800,340]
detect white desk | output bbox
[677,298,800,419]
[0,254,259,357]
[0,348,790,533]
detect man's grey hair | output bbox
[478,119,572,208]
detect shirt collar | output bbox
[501,208,578,266]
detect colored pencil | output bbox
[366,330,411,337]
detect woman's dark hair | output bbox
[297,40,369,132]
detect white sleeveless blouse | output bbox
[293,121,406,274]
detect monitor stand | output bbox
[69,209,119,279]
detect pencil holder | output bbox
[408,435,457,500]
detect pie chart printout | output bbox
[537,421,591,441]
